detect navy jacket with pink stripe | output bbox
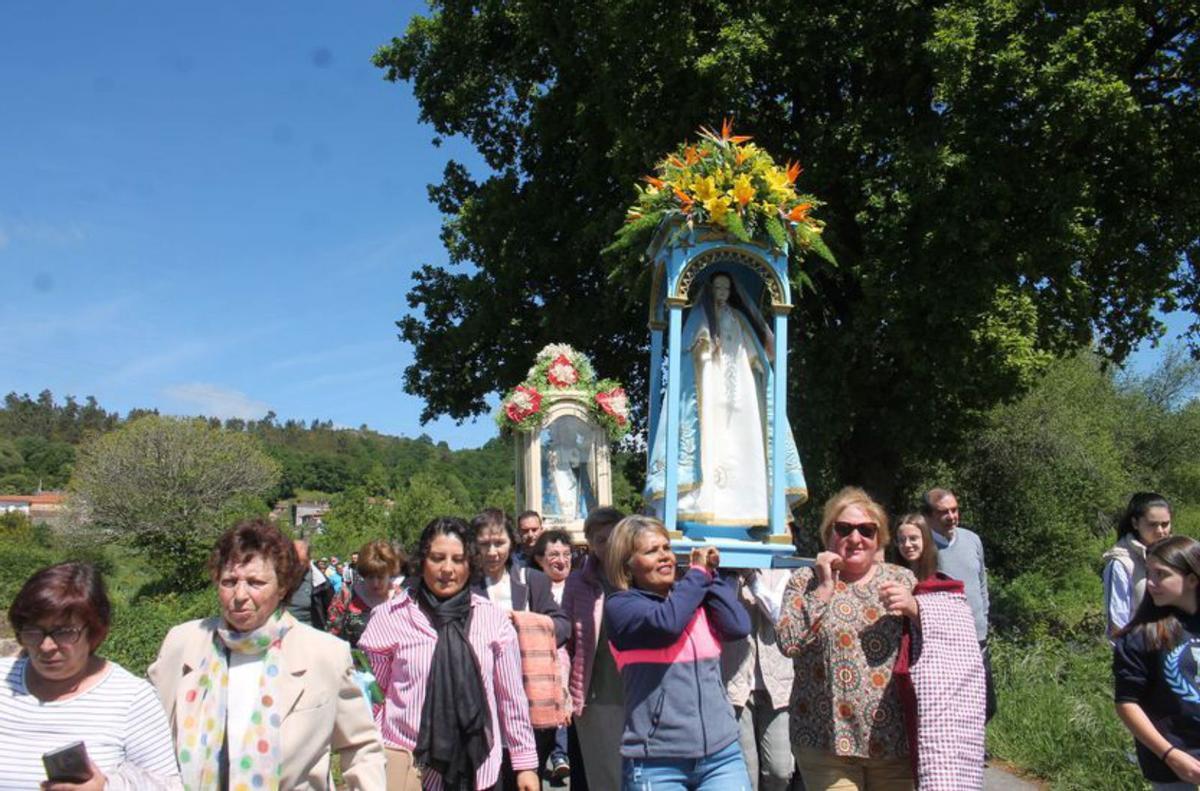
[604,566,751,758]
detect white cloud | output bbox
[0,218,86,248]
[163,383,271,420]
[102,341,212,386]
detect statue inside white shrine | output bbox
[646,271,807,524]
[540,415,596,521]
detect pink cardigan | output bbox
[561,556,607,716]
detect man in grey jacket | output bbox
[923,487,995,721]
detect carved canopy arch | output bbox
[674,247,787,308]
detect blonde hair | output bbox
[820,486,891,549]
[603,514,671,592]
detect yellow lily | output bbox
[730,174,756,207]
[692,176,720,203]
[704,194,733,224]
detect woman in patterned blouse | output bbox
[328,539,403,648]
[776,486,918,791]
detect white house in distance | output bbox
[0,492,67,526]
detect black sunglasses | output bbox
[832,521,879,540]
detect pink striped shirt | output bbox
[359,590,538,790]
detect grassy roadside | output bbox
[989,636,1144,790]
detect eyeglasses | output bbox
[833,522,879,540]
[17,626,85,648]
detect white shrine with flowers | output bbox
[498,344,628,544]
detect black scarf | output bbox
[414,581,492,790]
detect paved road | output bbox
[985,764,1044,789]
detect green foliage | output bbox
[990,565,1104,641]
[389,471,469,547]
[950,353,1129,581]
[70,416,280,589]
[103,588,217,677]
[312,487,392,557]
[0,530,56,628]
[377,0,1200,502]
[990,636,1143,790]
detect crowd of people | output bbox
[2,489,1197,790]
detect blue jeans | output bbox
[622,740,751,791]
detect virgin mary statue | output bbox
[646,271,807,525]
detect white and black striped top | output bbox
[0,656,179,789]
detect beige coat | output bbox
[148,617,386,791]
[721,569,796,710]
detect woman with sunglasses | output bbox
[2,562,180,789]
[777,487,918,791]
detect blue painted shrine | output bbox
[645,220,807,568]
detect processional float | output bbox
[617,120,837,568]
[498,344,630,546]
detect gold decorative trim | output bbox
[677,511,770,526]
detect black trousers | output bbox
[981,639,997,722]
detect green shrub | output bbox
[0,534,57,632]
[991,565,1104,641]
[103,588,217,676]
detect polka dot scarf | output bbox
[176,609,295,791]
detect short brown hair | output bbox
[583,506,624,542]
[8,562,112,653]
[820,486,891,549]
[604,515,671,592]
[356,539,403,579]
[208,518,304,596]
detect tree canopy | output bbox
[378,0,1200,498]
[70,415,281,586]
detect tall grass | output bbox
[990,637,1144,790]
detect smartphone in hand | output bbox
[43,741,92,784]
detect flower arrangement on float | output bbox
[608,119,836,270]
[496,343,631,440]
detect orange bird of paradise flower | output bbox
[785,202,813,223]
[699,117,753,146]
[785,160,803,184]
[721,117,753,145]
[673,186,695,209]
[643,175,666,190]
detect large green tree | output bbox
[70,416,280,587]
[378,1,1199,499]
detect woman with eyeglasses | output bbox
[777,487,918,791]
[1,562,180,790]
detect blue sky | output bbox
[1,3,1192,449]
[0,1,505,446]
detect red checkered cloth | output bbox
[894,576,987,790]
[511,610,569,729]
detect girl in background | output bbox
[1104,493,1173,639]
